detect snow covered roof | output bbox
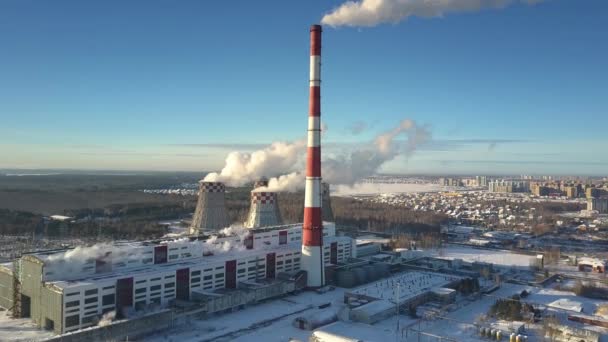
[351,299,394,316]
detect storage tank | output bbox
[509,333,516,342]
[496,330,502,340]
[336,270,357,288]
[376,263,390,278]
[353,267,367,285]
[363,265,375,281]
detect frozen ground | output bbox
[147,287,348,342]
[334,183,446,197]
[411,283,528,342]
[0,309,54,341]
[431,245,536,269]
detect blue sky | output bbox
[0,0,606,175]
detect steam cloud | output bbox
[208,119,430,192]
[204,140,306,186]
[321,0,544,27]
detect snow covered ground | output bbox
[147,287,348,342]
[411,283,528,342]
[431,245,536,269]
[334,183,446,197]
[0,310,54,341]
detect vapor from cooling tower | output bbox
[204,119,430,192]
[321,0,545,27]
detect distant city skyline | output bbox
[1,0,607,175]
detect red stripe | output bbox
[306,147,321,176]
[310,25,322,56]
[303,207,322,246]
[308,86,320,117]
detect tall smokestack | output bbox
[321,182,334,222]
[301,24,324,288]
[190,181,229,235]
[244,190,283,228]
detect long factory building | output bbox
[0,222,354,334]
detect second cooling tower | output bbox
[190,181,229,235]
[244,190,283,228]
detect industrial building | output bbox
[0,222,354,334]
[0,25,358,336]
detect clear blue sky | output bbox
[1,0,606,175]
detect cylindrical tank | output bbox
[353,268,367,285]
[522,336,528,342]
[510,333,516,342]
[479,327,485,336]
[363,265,375,281]
[516,334,521,342]
[496,330,502,340]
[376,263,390,278]
[486,328,493,338]
[336,270,357,288]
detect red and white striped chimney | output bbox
[301,24,324,288]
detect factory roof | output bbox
[49,242,301,290]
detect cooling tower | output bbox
[244,190,283,228]
[301,24,325,288]
[253,177,269,189]
[190,181,229,235]
[321,182,334,222]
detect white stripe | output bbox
[307,130,320,147]
[309,80,321,87]
[304,178,321,207]
[309,55,321,82]
[301,245,324,287]
[308,116,320,130]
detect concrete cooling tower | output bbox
[190,181,229,235]
[253,178,269,189]
[321,182,334,222]
[244,190,283,228]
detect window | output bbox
[65,300,80,308]
[169,254,178,260]
[66,292,79,297]
[215,266,223,270]
[65,315,80,328]
[203,275,212,281]
[84,297,98,304]
[102,286,115,290]
[237,269,245,274]
[150,285,161,291]
[135,288,146,294]
[84,289,98,296]
[191,270,201,276]
[191,277,200,283]
[136,280,146,284]
[165,275,175,279]
[102,294,115,306]
[150,277,161,282]
[215,273,224,278]
[165,282,175,288]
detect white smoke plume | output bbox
[97,310,116,327]
[253,119,430,191]
[321,0,544,27]
[204,140,306,186]
[323,119,430,185]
